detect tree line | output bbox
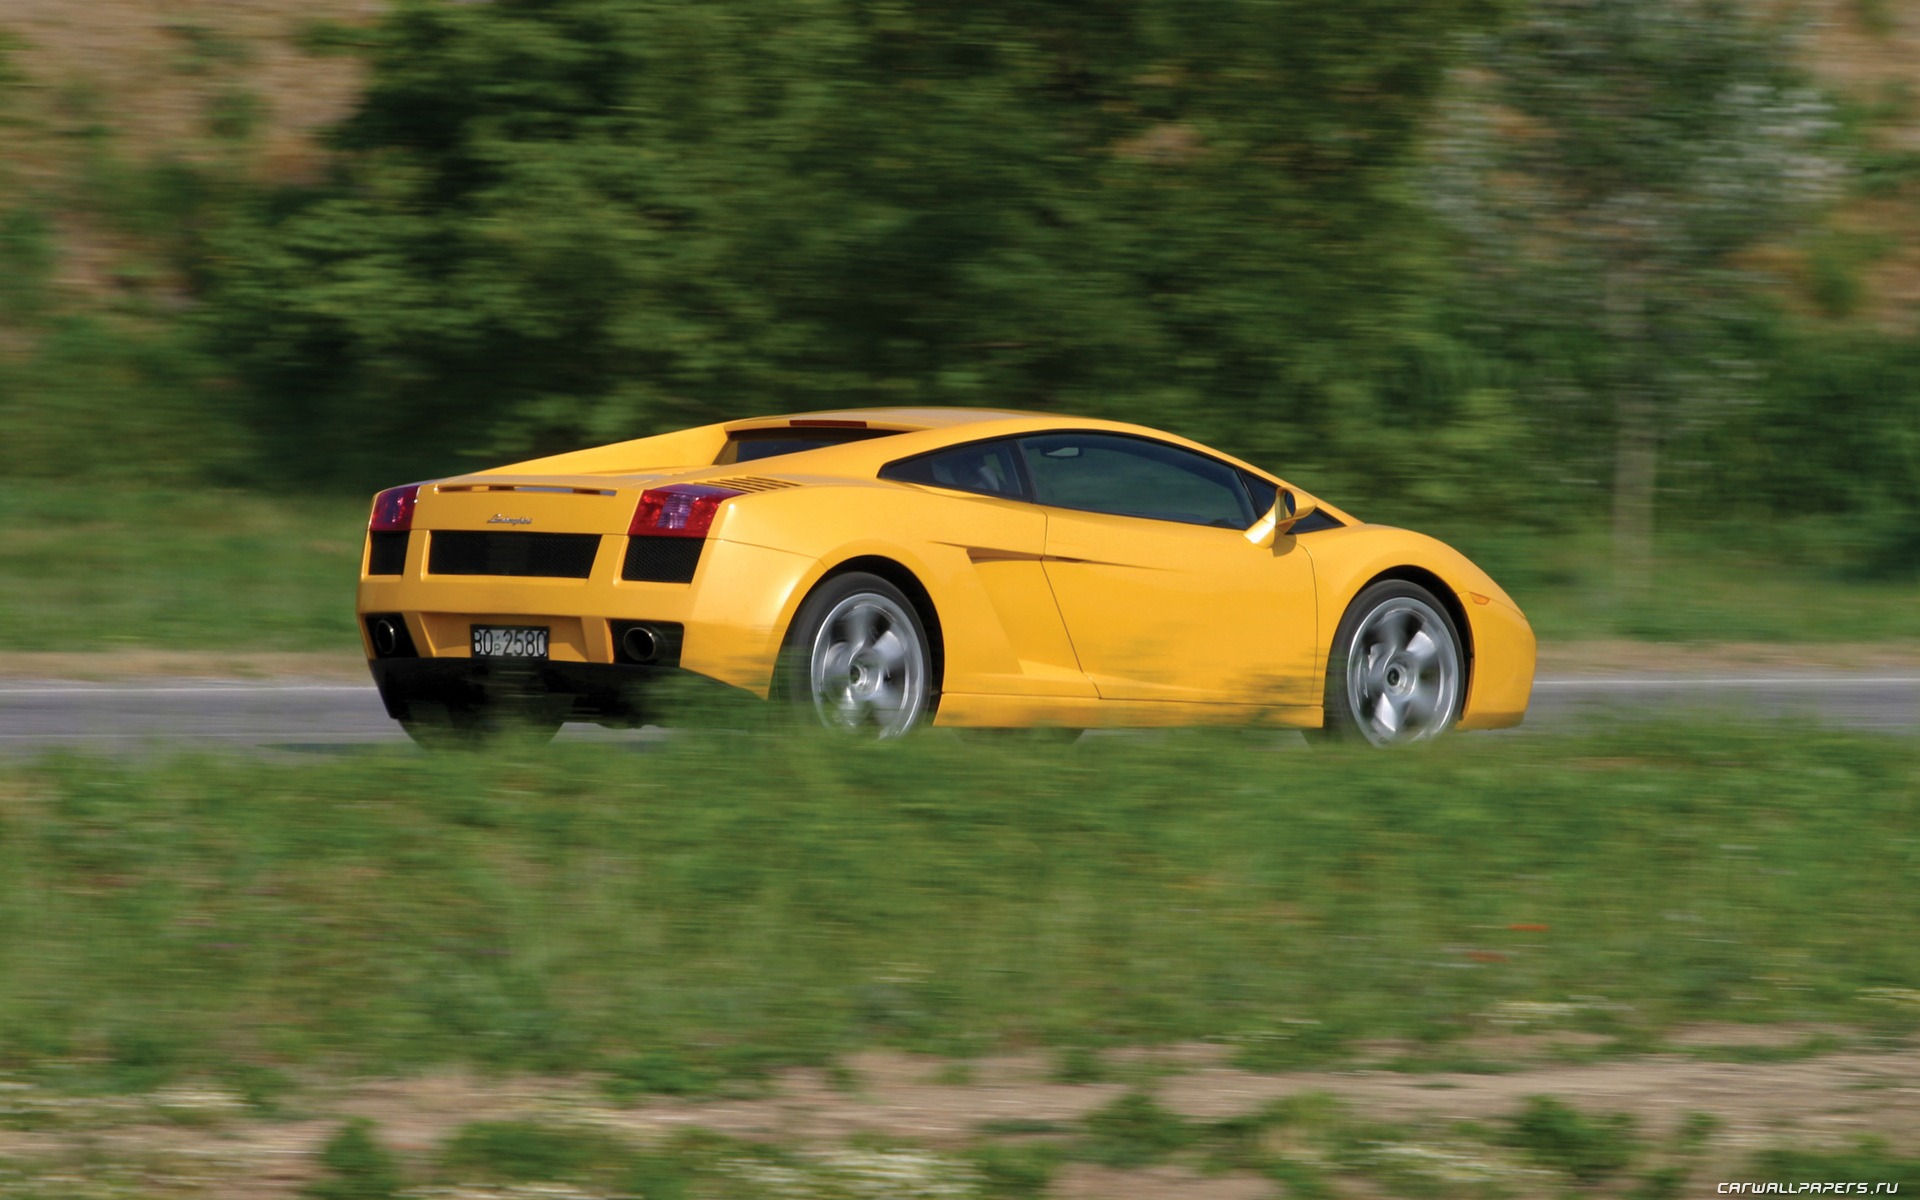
[4,0,1917,577]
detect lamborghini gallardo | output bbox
[358,409,1534,745]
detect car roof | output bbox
[474,406,1357,524]
[716,408,1265,479]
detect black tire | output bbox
[1312,579,1465,747]
[778,572,936,738]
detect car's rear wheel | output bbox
[1315,580,1464,747]
[782,573,933,739]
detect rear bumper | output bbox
[356,535,820,698]
[368,657,747,725]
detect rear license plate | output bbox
[471,625,549,658]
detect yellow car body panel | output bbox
[357,407,1534,731]
[1036,507,1320,710]
[1293,525,1535,730]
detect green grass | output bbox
[306,1119,404,1200]
[1503,1096,1637,1184]
[3,484,1915,655]
[0,485,365,653]
[1446,523,1920,644]
[295,1116,989,1200]
[0,724,1914,1091]
[1755,1139,1920,1189]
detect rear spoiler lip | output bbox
[428,471,692,492]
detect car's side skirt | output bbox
[933,692,1322,730]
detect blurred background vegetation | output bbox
[0,0,1916,638]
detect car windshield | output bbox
[716,427,902,464]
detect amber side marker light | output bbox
[1470,591,1492,605]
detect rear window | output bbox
[716,427,901,465]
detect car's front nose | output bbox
[1456,593,1535,730]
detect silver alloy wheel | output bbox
[807,592,929,738]
[1344,596,1461,746]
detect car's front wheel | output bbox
[782,572,934,739]
[1316,580,1464,747]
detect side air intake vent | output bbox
[703,476,801,493]
[429,532,601,578]
[623,537,704,584]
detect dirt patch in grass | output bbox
[1050,1163,1275,1199]
[2,1034,1917,1198]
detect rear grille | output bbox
[429,531,601,578]
[622,536,704,584]
[366,531,409,575]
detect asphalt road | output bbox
[0,671,1913,754]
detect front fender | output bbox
[1300,525,1535,729]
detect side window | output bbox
[1019,433,1256,529]
[1239,470,1278,517]
[880,439,1026,499]
[1238,468,1345,534]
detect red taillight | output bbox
[369,484,423,532]
[628,484,745,539]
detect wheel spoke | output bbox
[870,674,906,716]
[1377,609,1411,656]
[1372,692,1402,734]
[831,686,864,726]
[818,642,855,687]
[839,605,881,657]
[870,627,908,672]
[1403,628,1438,669]
[1364,643,1391,692]
[1403,685,1438,729]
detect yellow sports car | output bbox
[358,408,1534,745]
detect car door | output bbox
[1020,431,1320,708]
[878,437,1095,699]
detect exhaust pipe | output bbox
[621,624,659,665]
[371,618,401,657]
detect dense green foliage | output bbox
[1436,0,1844,583]
[0,726,1913,1084]
[204,0,1499,492]
[0,0,1916,571]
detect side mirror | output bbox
[1244,489,1317,548]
